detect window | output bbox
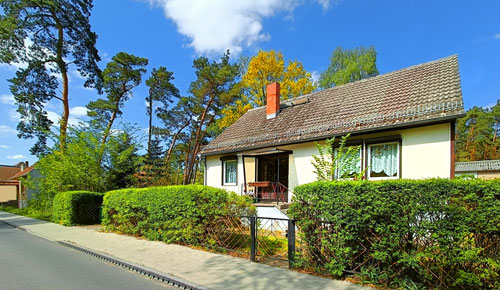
[223,160,237,185]
[368,142,399,179]
[334,146,362,179]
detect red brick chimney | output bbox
[266,82,280,119]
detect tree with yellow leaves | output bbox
[215,50,315,132]
[242,50,316,106]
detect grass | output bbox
[0,205,52,221]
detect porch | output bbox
[240,148,292,205]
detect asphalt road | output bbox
[0,222,177,290]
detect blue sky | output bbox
[1,0,499,165]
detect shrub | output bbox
[288,179,500,289]
[101,185,254,246]
[52,191,104,226]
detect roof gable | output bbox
[201,55,465,155]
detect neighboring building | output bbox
[0,162,38,208]
[0,162,29,207]
[200,55,465,203]
[455,160,500,179]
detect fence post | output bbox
[288,219,295,268]
[250,216,256,262]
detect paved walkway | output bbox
[0,211,366,290]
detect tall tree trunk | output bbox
[164,119,190,177]
[183,134,194,185]
[185,114,215,184]
[53,10,69,152]
[60,68,69,151]
[97,96,121,166]
[185,95,214,183]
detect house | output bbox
[200,55,465,203]
[455,160,500,179]
[0,162,28,207]
[0,161,38,208]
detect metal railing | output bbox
[244,182,289,203]
[206,215,296,268]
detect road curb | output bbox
[58,241,209,290]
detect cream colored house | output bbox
[200,55,465,203]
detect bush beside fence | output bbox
[52,191,104,226]
[101,185,254,246]
[288,179,500,290]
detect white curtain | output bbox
[225,160,237,183]
[370,143,398,177]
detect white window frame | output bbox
[223,159,237,185]
[367,141,400,180]
[334,146,362,180]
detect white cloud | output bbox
[0,125,16,136]
[495,33,500,40]
[0,145,10,149]
[7,154,27,160]
[149,0,298,55]
[69,106,88,117]
[46,107,87,128]
[0,94,15,105]
[46,111,60,125]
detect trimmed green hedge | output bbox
[101,185,254,245]
[52,191,103,226]
[289,179,500,289]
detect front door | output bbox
[257,154,289,201]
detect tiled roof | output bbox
[0,166,22,180]
[201,55,465,156]
[9,165,35,180]
[455,160,500,173]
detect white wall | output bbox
[204,123,452,199]
[400,123,451,178]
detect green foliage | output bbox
[52,191,103,226]
[456,102,500,161]
[318,46,378,89]
[87,51,148,166]
[29,127,104,209]
[28,124,142,209]
[104,127,142,190]
[312,134,365,181]
[145,66,179,157]
[0,205,51,221]
[183,51,240,184]
[0,0,101,154]
[288,179,500,289]
[102,185,255,245]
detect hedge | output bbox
[52,191,104,226]
[101,185,254,245]
[288,179,500,290]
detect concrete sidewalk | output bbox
[0,211,366,290]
